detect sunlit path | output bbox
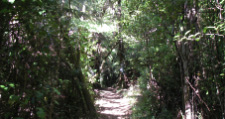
[95,85,141,119]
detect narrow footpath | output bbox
[95,85,141,119]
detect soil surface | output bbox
[95,85,141,119]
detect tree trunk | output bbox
[183,60,192,119]
[176,41,192,119]
[74,48,97,118]
[117,0,126,88]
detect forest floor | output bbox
[95,85,141,119]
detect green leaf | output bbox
[36,91,44,99]
[8,0,15,4]
[9,95,19,100]
[39,10,46,15]
[54,100,59,105]
[194,32,201,37]
[0,85,5,89]
[185,30,191,36]
[58,79,63,83]
[37,108,45,119]
[220,73,224,77]
[195,38,200,42]
[174,33,180,39]
[9,95,20,105]
[4,87,8,91]
[53,88,61,95]
[206,26,216,29]
[9,83,15,88]
[0,85,8,91]
[0,8,9,13]
[33,62,37,65]
[203,27,207,33]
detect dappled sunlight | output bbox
[95,85,140,119]
[89,23,117,33]
[1,0,223,118]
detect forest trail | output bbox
[95,85,141,119]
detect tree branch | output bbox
[185,77,211,112]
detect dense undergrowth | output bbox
[1,0,225,118]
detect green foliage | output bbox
[121,0,225,118]
[0,0,224,118]
[37,108,46,119]
[0,0,97,118]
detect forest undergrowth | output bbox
[1,0,225,118]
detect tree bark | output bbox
[74,48,97,118]
[116,0,128,88]
[183,60,192,119]
[176,40,192,119]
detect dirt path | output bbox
[95,86,141,119]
